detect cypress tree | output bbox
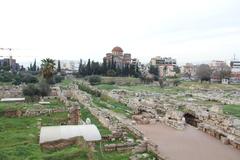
[130,64,135,76]
[87,59,91,75]
[102,58,107,75]
[33,59,37,71]
[78,59,83,75]
[57,60,61,72]
[107,60,111,70]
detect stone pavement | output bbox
[136,124,240,160]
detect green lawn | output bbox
[0,112,72,160]
[223,104,240,118]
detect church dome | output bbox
[112,46,123,53]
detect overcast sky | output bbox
[0,0,240,66]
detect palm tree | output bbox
[41,58,56,82]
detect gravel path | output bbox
[136,124,240,160]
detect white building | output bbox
[230,60,240,83]
[150,56,177,78]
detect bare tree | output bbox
[217,63,231,81]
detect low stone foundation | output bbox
[198,123,240,150]
[2,109,22,117]
[40,137,87,150]
[1,108,66,118]
[104,142,136,152]
[41,138,78,150]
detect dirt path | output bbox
[136,124,240,160]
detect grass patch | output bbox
[93,96,132,117]
[96,84,119,91]
[223,104,240,118]
[0,111,73,160]
[119,84,184,94]
[101,76,141,86]
[80,107,111,135]
[94,143,131,160]
[179,81,240,90]
[60,79,72,87]
[0,99,65,112]
[0,108,132,160]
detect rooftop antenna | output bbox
[233,53,236,60]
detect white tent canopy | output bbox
[39,125,101,144]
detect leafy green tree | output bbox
[196,64,212,83]
[0,71,14,82]
[134,64,141,78]
[173,65,180,74]
[149,65,158,76]
[2,60,10,71]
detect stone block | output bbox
[220,136,229,145]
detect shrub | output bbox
[22,80,50,99]
[88,75,101,85]
[22,74,39,83]
[106,70,116,77]
[153,75,159,81]
[0,71,14,82]
[159,79,164,88]
[78,83,101,97]
[48,75,64,84]
[12,75,22,85]
[107,81,115,85]
[173,79,181,86]
[54,75,64,83]
[22,84,40,97]
[48,77,56,84]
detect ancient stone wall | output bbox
[0,86,23,98]
[68,106,80,125]
[104,142,136,152]
[40,137,86,150]
[1,107,66,118]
